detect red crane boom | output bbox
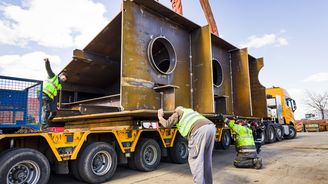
[156,0,219,36]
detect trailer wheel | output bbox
[127,157,137,170]
[69,160,82,181]
[169,135,188,164]
[77,142,117,183]
[275,125,283,141]
[0,148,50,184]
[133,138,161,171]
[286,125,297,139]
[258,131,265,145]
[69,142,92,181]
[215,129,231,150]
[266,126,276,143]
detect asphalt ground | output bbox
[49,132,328,184]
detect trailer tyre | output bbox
[69,142,92,181]
[258,131,266,145]
[69,159,82,181]
[275,125,283,141]
[169,135,188,164]
[78,142,117,183]
[215,129,231,150]
[0,148,50,184]
[266,126,276,143]
[286,125,297,139]
[127,157,137,170]
[133,138,161,171]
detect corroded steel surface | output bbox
[191,26,214,113]
[230,48,253,117]
[121,1,192,110]
[211,34,234,115]
[249,57,268,118]
[57,0,268,120]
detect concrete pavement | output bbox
[49,132,328,184]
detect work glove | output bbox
[157,109,164,119]
[218,114,229,124]
[218,114,224,122]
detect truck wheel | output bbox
[77,142,117,183]
[69,142,92,181]
[275,125,283,141]
[286,125,297,139]
[133,138,161,171]
[127,157,137,170]
[266,126,276,143]
[216,129,231,150]
[169,135,188,164]
[258,131,265,145]
[0,148,50,184]
[69,160,82,181]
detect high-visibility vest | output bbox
[176,108,207,137]
[43,75,62,100]
[228,120,255,148]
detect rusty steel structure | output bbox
[0,2,296,183]
[57,0,267,121]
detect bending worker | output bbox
[42,58,67,129]
[220,115,262,169]
[158,106,216,184]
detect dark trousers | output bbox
[233,152,257,168]
[41,94,57,125]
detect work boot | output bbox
[254,157,262,169]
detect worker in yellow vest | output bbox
[158,106,216,184]
[41,58,67,129]
[220,115,262,169]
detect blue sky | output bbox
[0,0,327,119]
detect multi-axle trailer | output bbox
[0,1,296,183]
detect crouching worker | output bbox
[219,115,262,169]
[158,106,216,184]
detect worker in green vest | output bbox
[41,58,67,129]
[158,106,216,184]
[220,115,262,169]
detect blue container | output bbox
[0,75,42,130]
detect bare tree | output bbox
[306,91,328,119]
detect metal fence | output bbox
[0,75,42,130]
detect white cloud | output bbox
[240,33,288,49]
[0,52,62,80]
[303,72,328,82]
[0,0,109,48]
[277,37,288,46]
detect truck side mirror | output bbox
[292,99,297,112]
